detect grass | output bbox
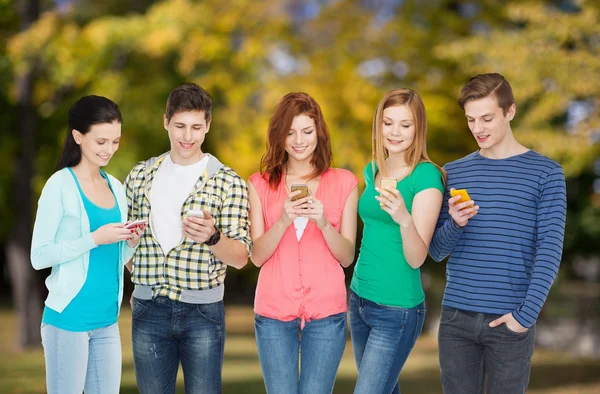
[1,306,599,393]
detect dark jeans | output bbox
[438,307,536,394]
[349,290,426,394]
[131,296,225,394]
[254,312,347,394]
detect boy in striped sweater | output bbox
[430,73,567,394]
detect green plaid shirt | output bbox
[125,152,251,301]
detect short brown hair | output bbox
[260,92,332,189]
[458,73,514,115]
[166,83,212,122]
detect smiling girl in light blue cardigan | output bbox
[31,96,143,394]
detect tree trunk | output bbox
[6,0,41,350]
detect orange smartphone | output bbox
[290,184,309,201]
[450,189,471,203]
[380,177,397,191]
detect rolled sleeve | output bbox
[219,176,252,254]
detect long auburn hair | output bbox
[260,92,332,189]
[372,88,446,184]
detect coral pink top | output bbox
[250,168,359,327]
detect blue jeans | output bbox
[41,322,121,394]
[132,296,225,394]
[349,290,426,394]
[438,307,536,394]
[255,312,347,394]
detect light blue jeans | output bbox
[41,322,121,394]
[255,312,347,394]
[349,290,426,394]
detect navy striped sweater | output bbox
[429,150,566,328]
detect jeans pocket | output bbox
[196,301,224,325]
[440,307,459,324]
[132,297,151,319]
[501,322,530,336]
[328,311,348,320]
[413,308,427,343]
[328,311,348,328]
[368,302,410,332]
[254,313,264,328]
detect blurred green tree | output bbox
[434,0,600,269]
[2,0,43,349]
[2,0,598,348]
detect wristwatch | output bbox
[205,225,221,246]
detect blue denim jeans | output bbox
[132,296,225,394]
[254,311,347,394]
[438,306,536,394]
[41,322,121,394]
[349,290,426,394]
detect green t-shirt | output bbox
[351,161,444,307]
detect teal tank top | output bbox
[42,168,122,331]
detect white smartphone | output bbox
[124,219,147,229]
[187,210,205,218]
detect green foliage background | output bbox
[1,0,599,293]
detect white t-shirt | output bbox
[149,154,209,254]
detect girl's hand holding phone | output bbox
[126,223,145,248]
[92,223,134,245]
[448,188,479,228]
[375,186,412,227]
[279,190,312,227]
[301,197,328,229]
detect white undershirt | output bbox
[149,154,209,254]
[294,217,309,241]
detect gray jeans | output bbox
[438,307,536,394]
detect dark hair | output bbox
[458,73,514,115]
[56,95,122,171]
[260,92,332,189]
[165,83,213,122]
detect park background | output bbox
[0,0,599,392]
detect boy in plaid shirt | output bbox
[125,83,251,394]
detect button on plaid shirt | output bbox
[125,152,251,301]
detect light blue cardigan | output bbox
[31,168,136,313]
